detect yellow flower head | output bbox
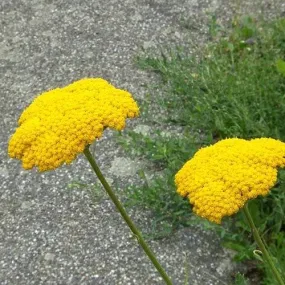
[175,138,285,224]
[8,78,139,171]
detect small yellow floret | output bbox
[8,78,139,171]
[175,138,285,224]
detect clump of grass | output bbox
[233,273,251,285]
[117,131,203,239]
[119,15,285,284]
[136,16,285,140]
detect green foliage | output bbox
[117,130,205,239]
[119,15,285,284]
[276,59,285,77]
[232,273,250,285]
[117,130,204,171]
[136,17,285,140]
[261,232,285,285]
[124,170,193,239]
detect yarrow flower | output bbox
[175,138,285,224]
[8,78,139,171]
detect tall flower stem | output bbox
[243,204,284,285]
[83,147,173,285]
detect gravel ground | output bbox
[1,1,284,284]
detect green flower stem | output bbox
[83,147,173,285]
[243,204,284,285]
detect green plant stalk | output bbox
[243,203,284,285]
[83,147,173,285]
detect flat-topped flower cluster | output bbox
[175,138,285,224]
[8,78,139,171]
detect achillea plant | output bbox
[8,78,173,285]
[8,78,138,171]
[175,138,285,285]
